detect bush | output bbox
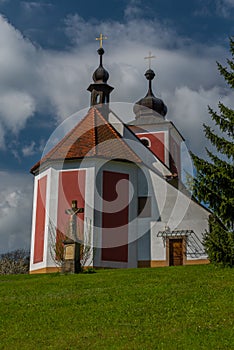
[0,249,30,275]
[82,267,96,274]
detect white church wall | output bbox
[137,227,150,260]
[29,173,40,272]
[30,161,98,272]
[81,161,96,267]
[137,165,161,262]
[30,131,210,272]
[92,159,103,268]
[45,168,59,269]
[164,129,170,168]
[150,221,167,261]
[30,168,52,273]
[173,201,209,262]
[148,168,210,263]
[29,173,38,272]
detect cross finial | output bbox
[96,33,108,48]
[144,51,155,69]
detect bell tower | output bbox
[87,34,114,106]
[128,54,184,180]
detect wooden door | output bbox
[169,239,183,266]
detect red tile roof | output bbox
[31,107,141,173]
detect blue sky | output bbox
[0,0,233,253]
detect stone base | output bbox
[30,267,61,274]
[185,259,210,265]
[138,260,168,268]
[62,259,82,273]
[62,259,76,273]
[138,259,210,268]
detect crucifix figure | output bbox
[65,200,84,241]
[96,33,108,48]
[144,51,155,69]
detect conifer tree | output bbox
[191,37,234,267]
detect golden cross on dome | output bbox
[96,33,108,48]
[144,51,155,69]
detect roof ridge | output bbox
[31,106,142,174]
[31,108,96,173]
[35,108,95,168]
[93,108,99,156]
[48,108,95,160]
[94,107,142,161]
[95,108,120,138]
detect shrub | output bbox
[204,217,234,267]
[0,249,30,275]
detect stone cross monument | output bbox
[62,200,84,273]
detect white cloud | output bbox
[124,0,144,19]
[0,91,35,132]
[0,10,230,154]
[216,0,234,17]
[21,1,53,13]
[223,0,234,4]
[0,124,5,149]
[219,0,234,7]
[166,85,234,156]
[0,172,33,254]
[194,0,234,17]
[0,15,38,146]
[39,50,91,120]
[64,14,182,50]
[22,141,36,157]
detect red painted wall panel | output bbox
[33,176,47,263]
[102,171,129,262]
[170,135,181,176]
[57,170,86,241]
[136,132,165,163]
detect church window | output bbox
[138,196,151,218]
[96,94,101,104]
[173,143,178,166]
[140,137,151,147]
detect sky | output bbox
[0,0,233,254]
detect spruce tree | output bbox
[191,37,234,267]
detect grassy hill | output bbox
[0,265,233,350]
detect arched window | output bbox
[140,137,151,148]
[96,94,101,104]
[173,143,178,165]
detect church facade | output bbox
[29,46,210,274]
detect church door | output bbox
[169,239,183,266]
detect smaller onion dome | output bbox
[133,68,167,118]
[92,48,109,83]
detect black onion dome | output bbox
[92,48,109,83]
[134,68,167,118]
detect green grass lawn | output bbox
[0,265,233,350]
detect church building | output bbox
[29,42,210,274]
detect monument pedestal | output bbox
[62,238,81,273]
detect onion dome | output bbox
[87,47,114,106]
[133,68,167,118]
[92,48,109,83]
